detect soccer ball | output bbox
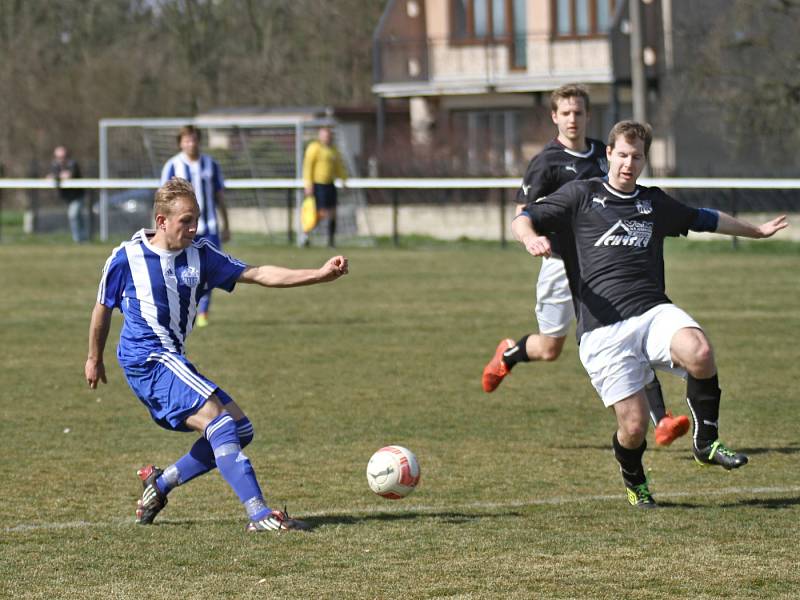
[366,445,421,499]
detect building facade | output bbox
[373,0,634,176]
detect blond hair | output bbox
[154,177,197,218]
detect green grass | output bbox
[1,239,799,599]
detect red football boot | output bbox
[482,338,515,393]
[654,411,691,446]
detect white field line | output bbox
[6,484,800,533]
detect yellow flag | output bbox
[301,195,318,233]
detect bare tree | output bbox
[0,0,385,176]
[677,0,800,175]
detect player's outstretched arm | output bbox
[512,212,552,258]
[715,213,788,239]
[86,302,112,389]
[238,255,349,288]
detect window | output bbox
[596,0,612,31]
[453,0,468,37]
[512,0,527,68]
[454,109,523,175]
[576,0,589,35]
[556,0,572,36]
[475,0,489,36]
[492,0,506,38]
[553,0,616,38]
[451,0,514,41]
[451,0,527,69]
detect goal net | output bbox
[99,116,372,244]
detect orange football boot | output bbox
[482,338,515,393]
[654,411,691,446]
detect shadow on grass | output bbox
[152,517,242,528]
[737,445,800,456]
[154,510,525,531]
[556,443,689,454]
[632,495,800,510]
[303,509,525,529]
[677,444,800,465]
[651,500,705,509]
[557,444,800,457]
[718,496,800,509]
[657,492,800,510]
[554,444,800,455]
[660,496,800,510]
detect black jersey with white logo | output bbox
[516,138,608,257]
[523,178,699,339]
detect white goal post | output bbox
[98,115,371,244]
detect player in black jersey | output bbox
[513,120,787,507]
[482,84,690,447]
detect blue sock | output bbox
[198,290,212,315]
[236,417,254,447]
[205,413,270,521]
[156,417,255,495]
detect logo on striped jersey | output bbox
[178,265,200,288]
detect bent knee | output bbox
[673,328,715,373]
[694,343,714,366]
[685,337,715,374]
[621,422,648,444]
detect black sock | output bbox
[686,374,721,448]
[645,374,667,426]
[502,335,531,370]
[328,218,336,246]
[612,432,647,488]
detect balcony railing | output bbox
[374,34,612,87]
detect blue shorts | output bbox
[313,183,338,210]
[122,352,233,432]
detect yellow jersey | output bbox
[303,140,348,186]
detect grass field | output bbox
[1,237,799,599]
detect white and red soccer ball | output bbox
[366,445,421,499]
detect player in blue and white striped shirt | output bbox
[85,178,349,532]
[161,125,229,327]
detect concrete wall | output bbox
[229,204,513,240]
[21,205,797,242]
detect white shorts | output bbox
[535,257,575,337]
[578,304,701,407]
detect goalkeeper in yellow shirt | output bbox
[303,126,348,247]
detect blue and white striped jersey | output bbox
[97,229,246,365]
[160,153,225,237]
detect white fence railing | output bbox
[2,177,799,244]
[5,177,800,190]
